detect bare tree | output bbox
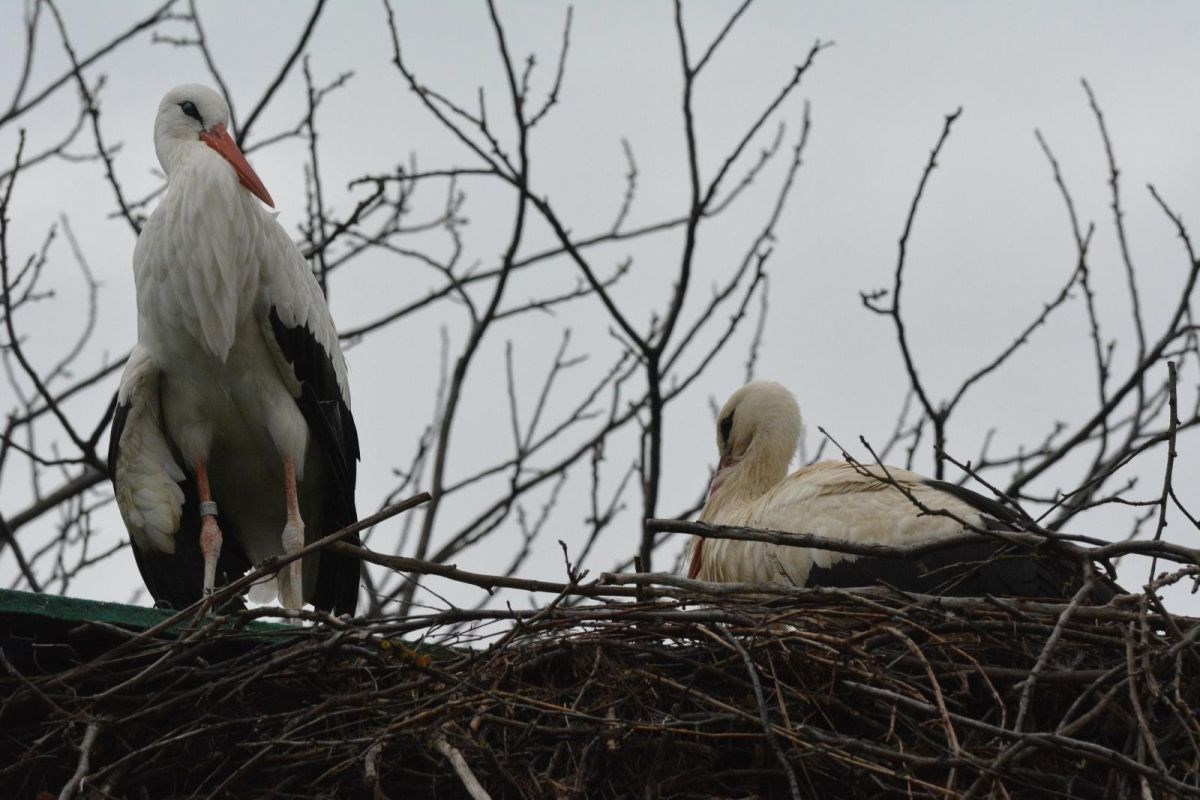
[1,0,1196,622]
[0,1,806,613]
[859,83,1200,578]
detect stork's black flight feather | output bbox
[110,396,251,611]
[804,479,1118,602]
[268,308,361,615]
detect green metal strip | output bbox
[0,587,176,629]
[0,588,288,633]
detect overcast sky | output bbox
[3,1,1199,614]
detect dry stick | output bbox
[57,720,100,800]
[664,112,811,377]
[0,511,40,591]
[1084,78,1147,364]
[301,56,332,295]
[946,226,1090,422]
[1081,83,1154,526]
[338,208,689,340]
[0,649,66,715]
[847,681,1200,797]
[39,492,431,688]
[638,0,710,568]
[697,40,828,214]
[1010,184,1200,497]
[433,733,493,800]
[601,573,1154,625]
[647,517,1101,563]
[362,741,386,800]
[4,0,42,117]
[1124,617,1169,777]
[610,138,638,233]
[1034,423,1182,528]
[44,0,141,236]
[418,368,634,571]
[963,675,1120,799]
[828,432,1198,571]
[475,570,588,669]
[46,215,100,388]
[1013,577,1095,732]
[934,448,1034,526]
[1149,361,1179,581]
[638,8,823,573]
[5,351,127,431]
[861,108,963,479]
[719,628,802,800]
[0,0,176,126]
[303,182,386,263]
[88,609,294,704]
[184,0,236,130]
[562,16,817,577]
[0,132,100,468]
[416,354,644,572]
[883,624,963,793]
[1039,124,1121,528]
[330,541,636,599]
[744,271,769,383]
[628,665,958,791]
[526,6,572,128]
[0,102,90,185]
[236,0,327,146]
[5,466,105,533]
[492,260,631,320]
[378,1,808,585]
[6,579,1196,796]
[399,2,534,614]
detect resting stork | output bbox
[108,85,360,613]
[689,381,1111,599]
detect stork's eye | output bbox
[719,413,734,444]
[179,101,203,124]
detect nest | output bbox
[2,576,1198,799]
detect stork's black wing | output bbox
[804,479,1118,602]
[109,393,250,611]
[268,307,361,615]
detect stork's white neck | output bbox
[699,438,792,525]
[154,119,207,179]
[134,148,264,363]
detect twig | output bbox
[236,0,328,146]
[1148,361,1179,581]
[860,107,963,478]
[433,733,493,800]
[58,721,100,800]
[719,628,802,800]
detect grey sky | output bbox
[3,1,1198,612]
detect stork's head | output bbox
[154,84,274,207]
[711,381,801,490]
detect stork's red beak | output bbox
[199,123,275,208]
[708,454,738,498]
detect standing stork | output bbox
[689,381,1112,600]
[109,85,360,613]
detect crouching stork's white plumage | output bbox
[109,85,360,613]
[689,382,1113,600]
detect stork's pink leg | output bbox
[280,456,305,609]
[195,459,222,597]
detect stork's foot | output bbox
[280,518,305,609]
[199,513,223,597]
[278,456,306,610]
[194,460,222,607]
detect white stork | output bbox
[109,85,360,613]
[688,381,1110,599]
